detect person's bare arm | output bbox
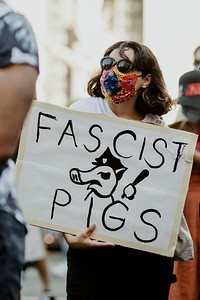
[193,150,200,169]
[0,64,38,161]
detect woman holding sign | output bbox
[64,40,193,300]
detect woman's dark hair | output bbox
[87,41,174,116]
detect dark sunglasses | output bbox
[100,56,135,74]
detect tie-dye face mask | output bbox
[100,67,142,104]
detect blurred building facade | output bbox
[7,0,143,107]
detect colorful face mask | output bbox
[100,67,141,104]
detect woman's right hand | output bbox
[63,223,115,250]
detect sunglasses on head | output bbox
[100,56,135,74]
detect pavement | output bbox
[21,250,67,300]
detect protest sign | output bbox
[16,101,197,257]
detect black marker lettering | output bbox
[134,209,161,243]
[36,112,57,143]
[58,120,77,147]
[172,141,188,172]
[144,138,167,168]
[51,189,71,219]
[102,201,129,231]
[113,130,136,158]
[83,124,103,153]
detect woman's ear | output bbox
[142,74,151,88]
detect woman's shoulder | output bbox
[69,97,107,114]
[143,114,166,127]
[70,97,100,108]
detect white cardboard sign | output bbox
[16,101,197,257]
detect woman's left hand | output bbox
[63,224,115,249]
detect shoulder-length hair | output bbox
[87,41,174,116]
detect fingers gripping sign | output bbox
[63,224,115,249]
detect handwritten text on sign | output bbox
[16,101,197,257]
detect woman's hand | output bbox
[63,224,115,249]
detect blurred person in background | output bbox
[23,225,56,300]
[0,1,39,299]
[169,69,200,300]
[50,233,68,278]
[193,45,200,70]
[64,40,193,300]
